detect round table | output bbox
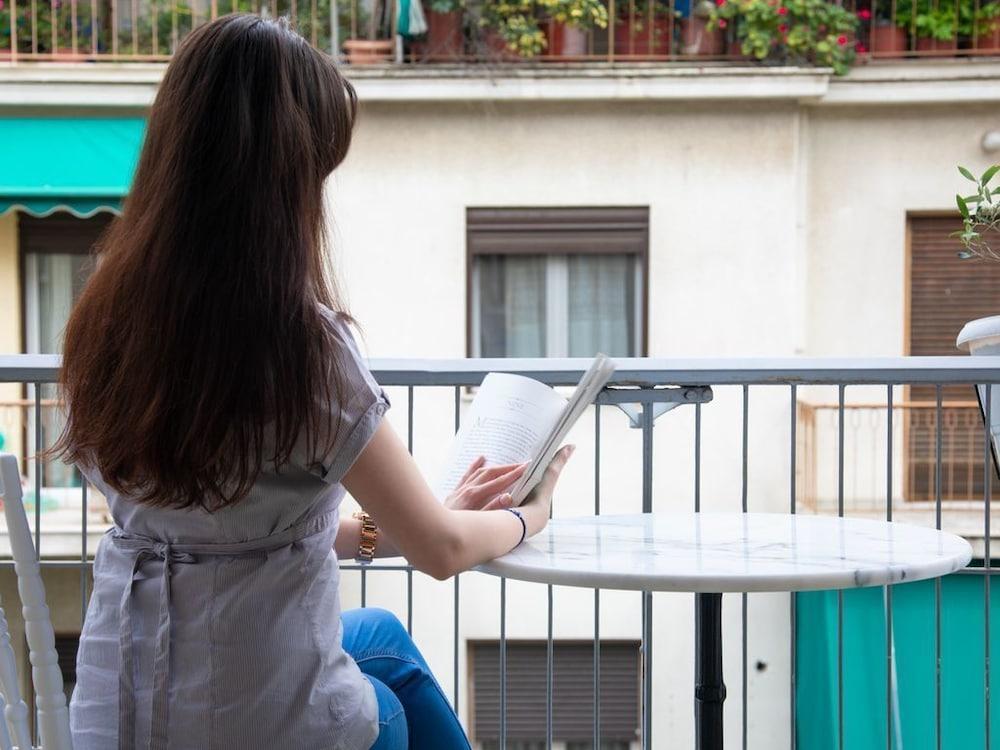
[476,512,973,750]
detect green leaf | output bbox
[959,165,977,182]
[983,165,1000,185]
[957,194,971,219]
[964,194,982,202]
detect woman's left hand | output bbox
[444,456,527,511]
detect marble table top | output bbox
[476,513,974,593]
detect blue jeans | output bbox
[342,607,472,750]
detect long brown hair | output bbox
[53,14,358,510]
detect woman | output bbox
[55,14,572,750]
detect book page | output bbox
[436,373,567,499]
[508,354,615,504]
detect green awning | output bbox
[0,117,145,218]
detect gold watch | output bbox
[352,511,377,564]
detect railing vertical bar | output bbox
[453,385,461,712]
[111,0,118,58]
[406,386,414,635]
[50,0,56,56]
[790,384,797,750]
[695,401,702,513]
[984,383,992,750]
[886,383,894,750]
[594,402,601,749]
[34,385,41,557]
[33,385,41,743]
[151,0,158,56]
[641,401,653,750]
[360,567,366,607]
[8,0,16,61]
[81,478,88,627]
[89,0,96,55]
[131,0,137,54]
[71,0,78,55]
[31,0,37,54]
[500,576,507,749]
[546,582,553,750]
[935,384,943,750]
[741,383,749,750]
[838,384,845,750]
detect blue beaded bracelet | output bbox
[504,507,527,547]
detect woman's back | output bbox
[70,312,388,750]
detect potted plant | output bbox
[954,165,1000,476]
[479,0,606,59]
[540,0,607,56]
[344,0,394,63]
[709,0,858,74]
[681,0,725,54]
[895,0,963,52]
[973,1,1000,50]
[424,0,466,59]
[613,0,675,56]
[861,3,908,54]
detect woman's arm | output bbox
[334,456,527,560]
[340,420,573,580]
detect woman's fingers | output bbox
[457,455,487,486]
[467,464,526,500]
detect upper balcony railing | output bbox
[0,0,998,67]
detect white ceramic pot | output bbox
[957,315,1000,473]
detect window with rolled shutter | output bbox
[470,640,640,749]
[907,214,1000,500]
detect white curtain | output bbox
[567,254,633,357]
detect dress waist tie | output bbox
[110,510,339,750]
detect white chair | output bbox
[0,454,73,750]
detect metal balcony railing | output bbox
[0,0,998,65]
[0,353,999,749]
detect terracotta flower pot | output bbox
[613,13,671,56]
[544,20,588,57]
[726,38,752,60]
[680,15,724,55]
[915,35,957,52]
[426,10,465,60]
[869,24,907,54]
[343,38,394,64]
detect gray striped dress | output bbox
[70,310,389,750]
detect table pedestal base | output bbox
[695,592,725,750]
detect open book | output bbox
[437,355,616,505]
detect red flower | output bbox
[856,42,868,52]
[777,6,788,14]
[778,22,788,32]
[716,0,726,6]
[718,18,728,26]
[857,8,871,19]
[837,34,848,44]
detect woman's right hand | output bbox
[518,444,575,538]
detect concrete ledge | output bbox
[0,58,998,107]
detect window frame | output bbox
[466,207,650,360]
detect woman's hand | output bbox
[444,456,528,511]
[518,444,575,538]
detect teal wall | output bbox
[797,575,1000,750]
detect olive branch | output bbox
[955,164,1000,262]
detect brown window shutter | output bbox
[470,640,640,743]
[18,213,113,256]
[908,215,1000,500]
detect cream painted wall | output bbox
[0,213,21,461]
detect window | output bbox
[907,214,1000,501]
[468,208,647,359]
[19,213,110,488]
[470,640,640,749]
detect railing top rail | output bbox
[5,354,1000,386]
